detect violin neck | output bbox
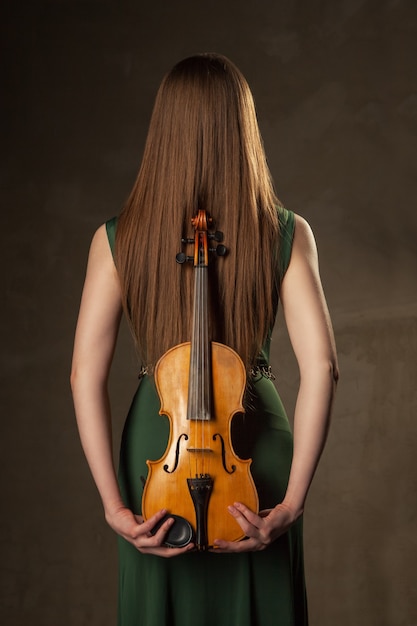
[187,266,211,421]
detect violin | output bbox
[142,209,259,550]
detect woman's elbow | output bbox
[300,357,339,386]
[323,358,339,387]
[70,363,93,394]
[70,361,109,396]
[70,366,81,395]
[329,358,340,385]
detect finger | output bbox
[211,538,258,553]
[139,542,195,558]
[151,516,176,542]
[139,509,169,534]
[226,506,253,537]
[232,502,263,527]
[227,505,262,537]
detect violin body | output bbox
[142,341,258,548]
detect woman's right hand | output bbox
[105,506,194,557]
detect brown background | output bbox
[1,1,416,625]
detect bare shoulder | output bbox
[282,213,321,287]
[292,214,318,259]
[80,223,120,302]
[86,223,116,271]
[90,223,112,256]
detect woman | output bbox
[71,53,338,626]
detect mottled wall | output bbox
[1,1,416,625]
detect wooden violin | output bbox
[142,209,259,550]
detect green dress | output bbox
[106,208,308,626]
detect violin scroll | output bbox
[176,211,227,265]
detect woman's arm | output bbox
[71,225,193,556]
[71,225,124,514]
[279,214,339,515]
[213,214,339,551]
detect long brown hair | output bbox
[115,53,280,370]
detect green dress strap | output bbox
[254,207,295,372]
[277,206,295,281]
[105,216,118,257]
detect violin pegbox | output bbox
[176,210,227,265]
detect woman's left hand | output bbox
[211,502,298,553]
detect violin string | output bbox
[204,266,210,476]
[198,264,204,476]
[200,264,205,476]
[196,265,200,477]
[202,265,207,476]
[190,266,197,479]
[197,265,200,476]
[190,228,212,479]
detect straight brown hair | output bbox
[115,53,280,371]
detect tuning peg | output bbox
[208,231,224,242]
[181,237,195,244]
[176,253,193,264]
[208,245,227,257]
